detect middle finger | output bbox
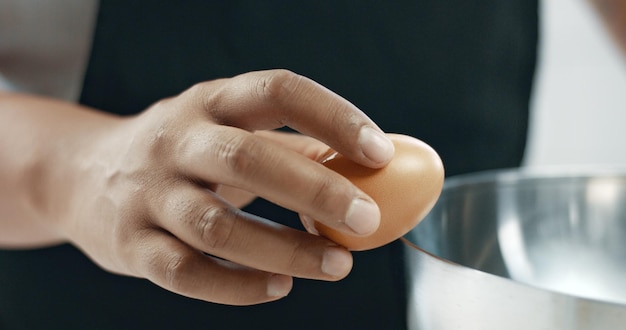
[176,124,380,236]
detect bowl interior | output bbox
[406,169,626,304]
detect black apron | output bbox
[0,1,538,329]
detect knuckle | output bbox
[309,176,339,214]
[146,123,174,158]
[162,251,192,292]
[135,243,191,293]
[285,239,312,275]
[219,134,261,177]
[179,80,222,119]
[138,104,182,163]
[257,69,302,103]
[184,81,212,101]
[197,205,237,251]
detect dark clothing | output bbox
[0,1,538,329]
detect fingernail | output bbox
[322,247,353,278]
[345,198,380,235]
[300,214,320,235]
[267,274,292,298]
[358,126,395,165]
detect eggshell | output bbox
[314,134,444,251]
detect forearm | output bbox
[0,92,123,248]
[588,0,626,55]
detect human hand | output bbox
[53,70,394,305]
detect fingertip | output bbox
[358,126,395,167]
[267,274,293,298]
[299,214,320,235]
[344,197,381,236]
[321,246,353,279]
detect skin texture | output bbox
[0,69,395,305]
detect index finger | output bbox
[188,69,395,168]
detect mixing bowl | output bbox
[403,168,626,330]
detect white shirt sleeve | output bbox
[0,0,99,101]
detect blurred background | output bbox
[524,0,626,167]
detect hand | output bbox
[52,70,395,305]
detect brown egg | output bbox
[314,134,444,251]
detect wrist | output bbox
[0,93,125,247]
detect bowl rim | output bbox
[442,166,626,191]
[403,165,626,307]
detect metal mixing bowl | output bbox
[403,168,626,330]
